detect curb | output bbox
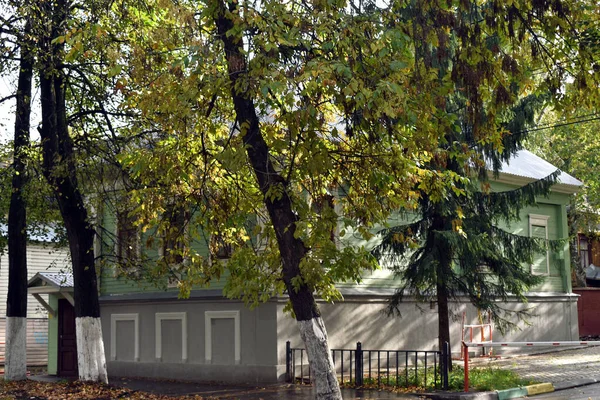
[553,377,598,390]
[424,379,593,400]
[495,382,553,399]
[495,387,527,400]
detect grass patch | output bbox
[449,366,537,391]
[340,365,537,393]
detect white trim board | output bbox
[155,312,187,362]
[110,313,139,361]
[32,293,56,317]
[205,310,241,364]
[529,214,550,276]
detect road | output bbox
[528,382,600,399]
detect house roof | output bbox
[28,272,73,289]
[495,150,583,193]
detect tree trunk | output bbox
[436,281,452,371]
[212,1,341,398]
[38,0,107,383]
[568,210,586,287]
[5,18,33,382]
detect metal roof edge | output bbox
[495,172,581,195]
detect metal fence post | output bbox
[286,341,291,382]
[443,341,449,390]
[355,342,363,386]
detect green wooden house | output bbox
[31,150,582,382]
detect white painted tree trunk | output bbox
[76,317,108,383]
[298,317,342,400]
[5,317,27,381]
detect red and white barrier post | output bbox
[463,342,469,392]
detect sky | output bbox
[0,72,42,145]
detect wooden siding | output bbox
[0,245,70,367]
[0,318,49,366]
[99,183,574,296]
[518,202,565,292]
[339,200,568,292]
[99,204,218,295]
[0,244,71,318]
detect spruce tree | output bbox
[372,94,562,369]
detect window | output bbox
[161,205,190,266]
[116,208,141,267]
[306,191,340,248]
[204,310,240,364]
[253,210,269,251]
[529,214,550,276]
[110,313,139,361]
[210,233,233,260]
[155,312,187,363]
[580,235,590,269]
[312,193,336,242]
[159,204,190,287]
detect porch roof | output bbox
[28,273,74,316]
[28,272,74,290]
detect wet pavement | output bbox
[28,345,600,399]
[467,345,600,385]
[108,378,421,399]
[28,375,421,399]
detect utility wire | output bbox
[515,113,600,135]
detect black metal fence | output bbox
[286,341,449,390]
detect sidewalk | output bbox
[28,346,600,399]
[473,345,600,384]
[107,379,419,399]
[28,375,420,399]
[426,344,600,400]
[107,344,600,399]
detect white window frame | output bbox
[114,209,142,277]
[251,208,269,252]
[158,205,191,288]
[306,189,340,248]
[209,233,234,262]
[579,235,591,269]
[205,310,241,364]
[155,312,187,362]
[333,191,343,250]
[110,313,139,361]
[529,214,550,276]
[161,230,190,288]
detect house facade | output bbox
[36,150,582,383]
[0,242,71,367]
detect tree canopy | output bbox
[86,0,599,303]
[1,0,599,394]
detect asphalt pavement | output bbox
[108,378,420,399]
[29,345,600,399]
[523,381,600,399]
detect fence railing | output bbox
[286,341,449,390]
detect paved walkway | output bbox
[30,376,417,399]
[468,345,600,385]
[107,379,417,399]
[28,347,600,399]
[108,346,600,399]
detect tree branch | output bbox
[0,94,16,104]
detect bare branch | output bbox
[0,94,16,104]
